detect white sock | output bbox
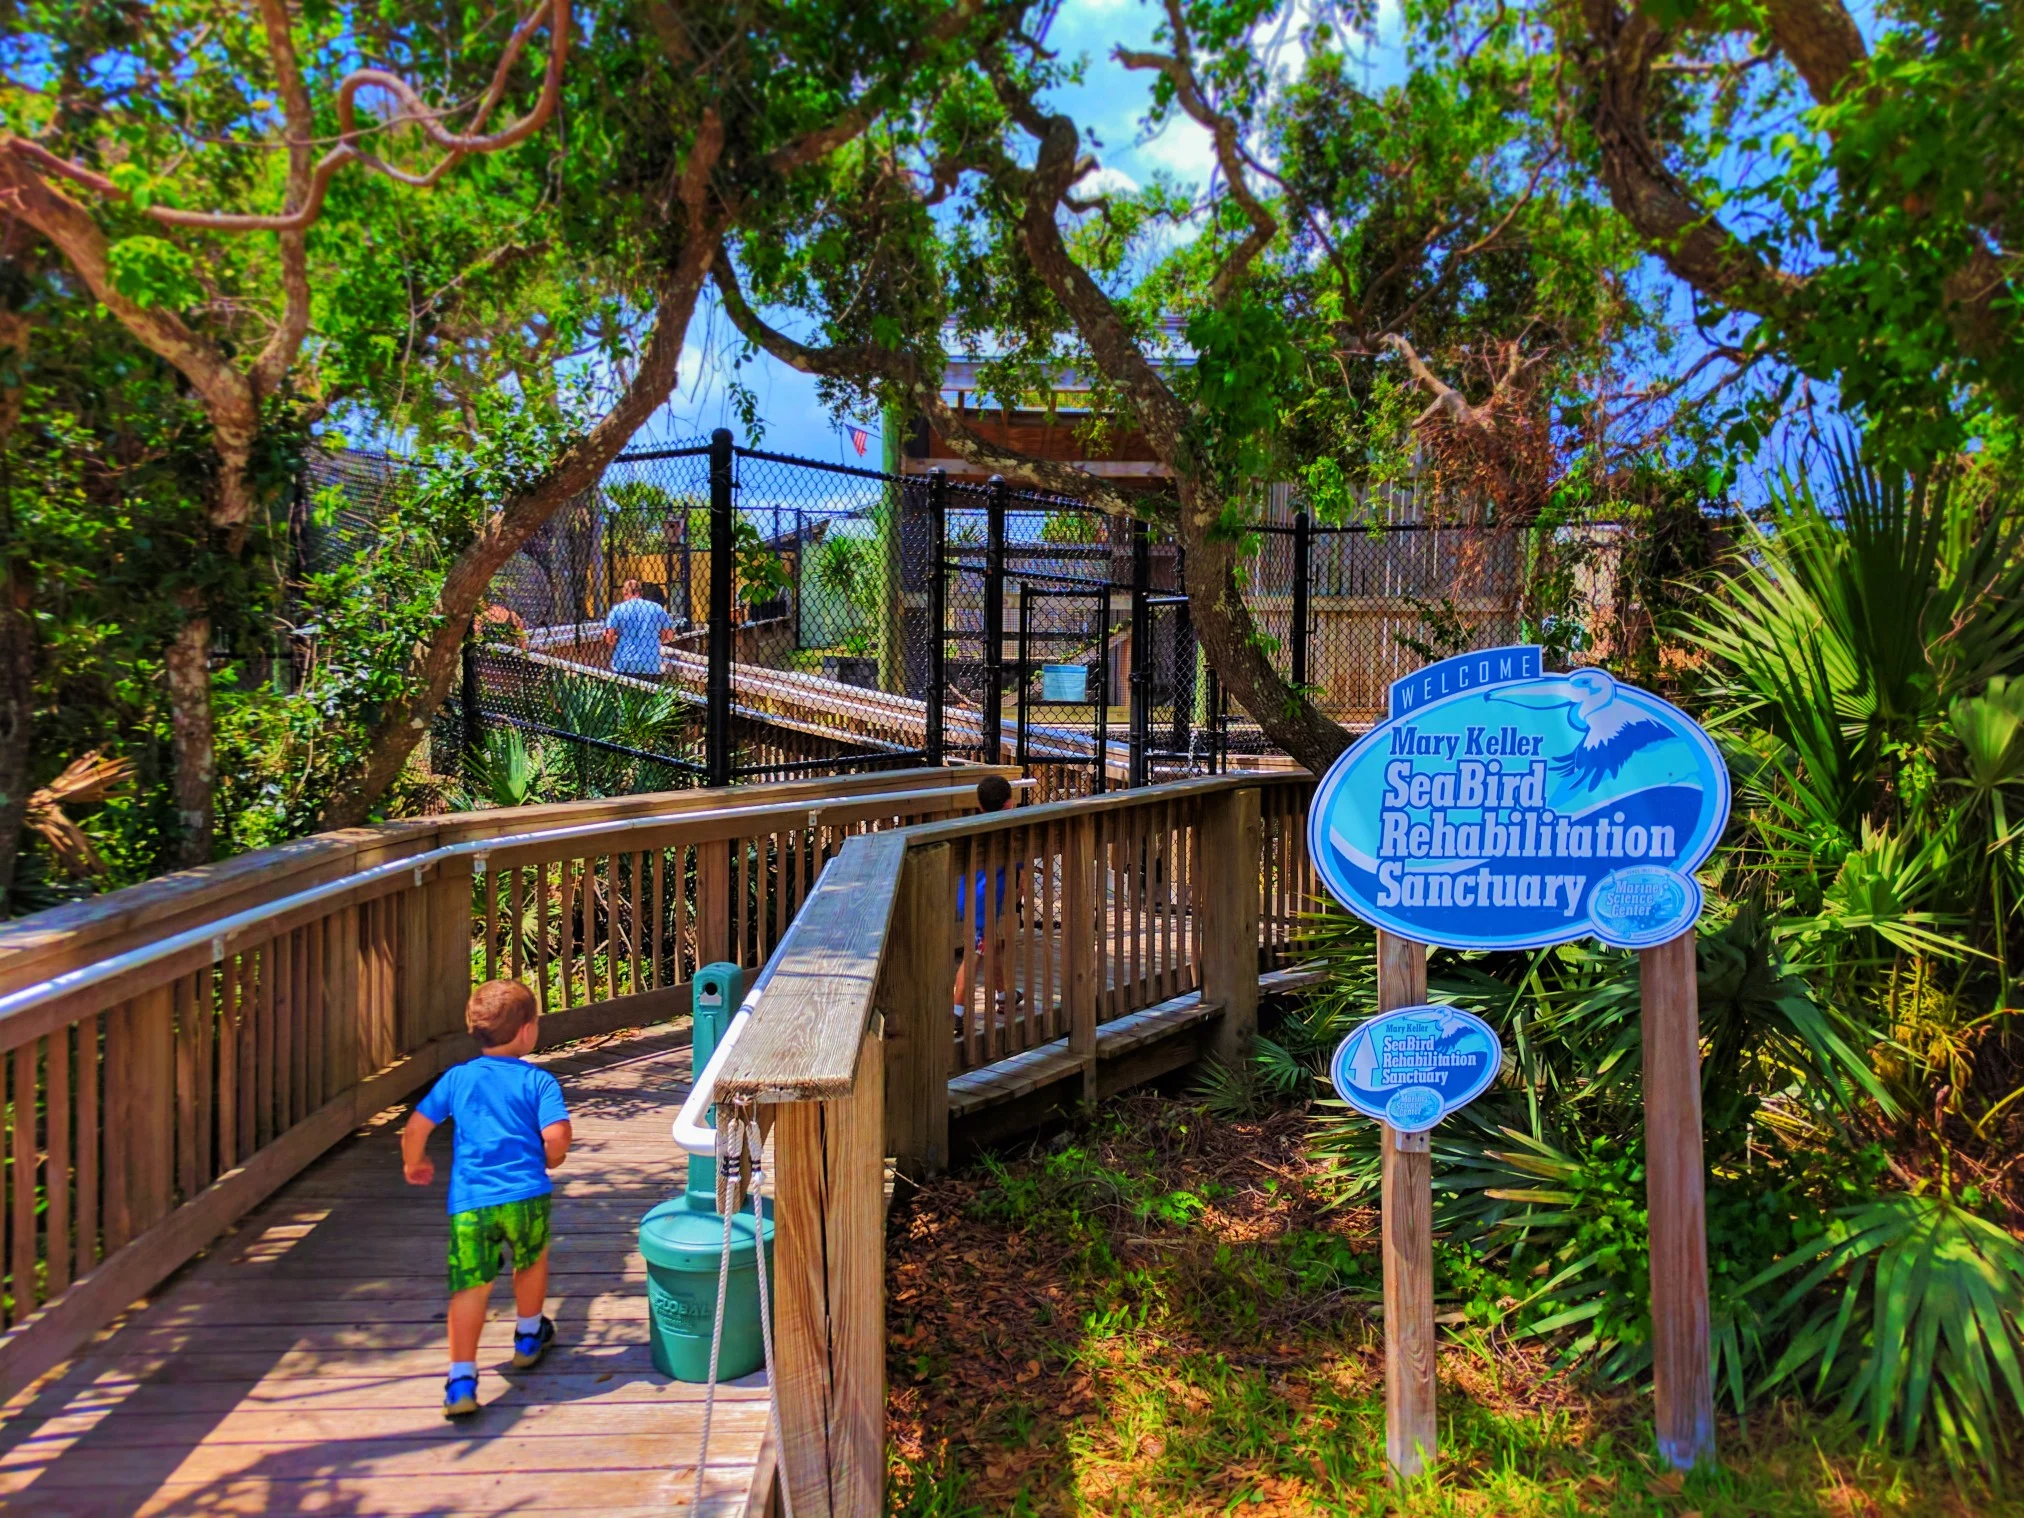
[450,1360,477,1381]
[516,1315,543,1335]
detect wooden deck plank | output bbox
[0,1025,766,1516]
[18,1469,759,1518]
[947,989,1226,1120]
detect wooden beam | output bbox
[719,833,906,1103]
[770,1026,886,1517]
[1377,930,1435,1481]
[882,844,952,1179]
[1200,787,1263,1066]
[1063,815,1097,1099]
[1641,930,1715,1470]
[0,766,1009,1000]
[696,839,731,969]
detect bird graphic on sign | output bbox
[1493,668,1671,791]
[1348,1034,1382,1090]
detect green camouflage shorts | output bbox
[446,1196,552,1294]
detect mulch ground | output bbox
[881,1097,1993,1518]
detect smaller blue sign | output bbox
[1329,1004,1504,1133]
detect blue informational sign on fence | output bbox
[1329,1004,1503,1132]
[1308,647,1730,951]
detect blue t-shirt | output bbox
[956,867,1009,942]
[607,597,672,674]
[416,1056,569,1216]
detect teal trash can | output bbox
[639,963,776,1382]
[640,1194,772,1381]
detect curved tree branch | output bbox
[317,112,728,830]
[252,0,316,397]
[966,75,1349,772]
[1116,0,1276,305]
[7,0,569,234]
[1576,1,1803,319]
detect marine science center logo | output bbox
[1308,647,1730,951]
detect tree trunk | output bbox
[315,256,714,832]
[1176,479,1351,776]
[0,563,34,911]
[165,600,216,867]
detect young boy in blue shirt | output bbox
[402,979,572,1418]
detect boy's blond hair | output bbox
[466,979,538,1049]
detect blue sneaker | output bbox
[511,1316,556,1370]
[443,1373,479,1418]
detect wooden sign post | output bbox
[1377,930,1436,1480]
[1640,931,1716,1468]
[1309,648,1730,1479]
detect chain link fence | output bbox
[305,437,1628,807]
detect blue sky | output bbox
[629,1,1811,490]
[635,0,1344,462]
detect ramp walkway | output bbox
[0,766,1320,1516]
[515,626,1131,779]
[0,1024,768,1516]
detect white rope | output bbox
[690,1102,792,1518]
[742,1101,792,1518]
[691,1173,739,1513]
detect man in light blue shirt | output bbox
[603,578,673,677]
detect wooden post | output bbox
[324,905,360,1091]
[421,858,476,1045]
[696,839,731,967]
[773,1026,886,1517]
[1377,929,1435,1480]
[1064,815,1098,1098]
[884,845,952,1178]
[125,985,175,1234]
[1641,930,1715,1469]
[1200,786,1262,1066]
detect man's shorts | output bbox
[446,1196,552,1294]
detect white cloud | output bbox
[1074,164,1141,197]
[1128,116,1217,184]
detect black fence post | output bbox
[1015,582,1031,769]
[707,428,735,787]
[1092,590,1109,794]
[662,513,679,626]
[1173,543,1194,767]
[1206,665,1224,773]
[1291,507,1312,693]
[927,469,947,765]
[461,622,483,770]
[1129,517,1150,788]
[983,475,1007,764]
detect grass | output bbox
[884,1098,2008,1516]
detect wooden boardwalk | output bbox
[0,1025,770,1517]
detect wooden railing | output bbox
[718,772,1315,1515]
[0,766,1007,1406]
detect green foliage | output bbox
[811,527,881,631]
[462,728,546,810]
[1750,1187,2024,1474]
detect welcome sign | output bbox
[1309,647,1730,951]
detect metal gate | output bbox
[933,477,1227,796]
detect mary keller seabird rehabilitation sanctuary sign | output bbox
[1307,646,1732,953]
